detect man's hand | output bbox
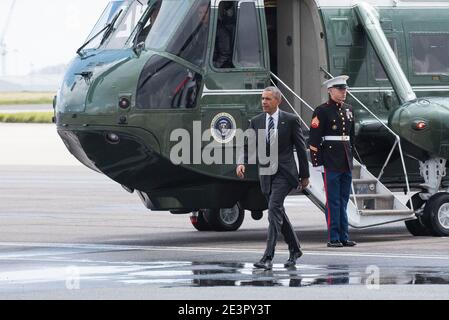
[236,165,245,179]
[299,177,309,191]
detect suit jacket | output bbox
[242,110,310,194]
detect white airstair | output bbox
[305,159,414,228]
[271,73,415,228]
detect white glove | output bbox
[313,165,324,173]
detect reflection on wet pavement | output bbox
[2,260,449,288]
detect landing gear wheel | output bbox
[405,193,432,236]
[251,210,263,221]
[423,192,449,237]
[203,204,245,232]
[190,210,212,231]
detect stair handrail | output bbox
[270,79,310,129]
[270,72,315,113]
[320,68,413,211]
[270,73,361,213]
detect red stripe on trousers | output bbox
[323,168,331,241]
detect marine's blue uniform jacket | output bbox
[308,99,355,172]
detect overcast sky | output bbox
[0,0,110,76]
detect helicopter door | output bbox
[201,0,270,168]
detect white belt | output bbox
[323,136,350,141]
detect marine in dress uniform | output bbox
[308,75,357,248]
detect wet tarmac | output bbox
[1,243,449,296]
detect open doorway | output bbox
[265,1,278,75]
[264,0,326,121]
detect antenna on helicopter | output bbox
[0,0,17,77]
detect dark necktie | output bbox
[268,116,274,144]
[267,116,274,156]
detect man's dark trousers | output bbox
[263,170,301,259]
[323,169,352,242]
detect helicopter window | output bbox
[332,18,353,47]
[234,2,263,68]
[136,56,202,110]
[144,1,197,50]
[81,1,128,51]
[213,1,237,69]
[411,33,449,75]
[373,37,398,81]
[166,0,211,66]
[105,1,148,49]
[135,1,162,45]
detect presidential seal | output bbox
[211,113,237,144]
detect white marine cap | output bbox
[323,75,349,89]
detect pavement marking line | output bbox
[0,242,449,261]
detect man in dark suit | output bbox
[236,87,310,270]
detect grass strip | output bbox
[0,92,55,105]
[0,112,53,124]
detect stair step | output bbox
[350,194,394,210]
[353,179,377,183]
[351,194,394,199]
[352,179,378,194]
[352,165,362,179]
[359,209,414,216]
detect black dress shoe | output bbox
[284,250,303,268]
[327,241,344,248]
[342,240,357,247]
[254,257,273,270]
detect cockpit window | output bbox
[85,1,126,42]
[234,2,263,68]
[105,1,148,49]
[128,0,163,46]
[82,1,129,52]
[136,56,202,109]
[79,0,149,53]
[141,0,211,66]
[213,1,237,69]
[212,1,264,69]
[166,0,211,66]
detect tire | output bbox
[423,192,449,237]
[203,204,245,232]
[405,219,432,236]
[405,193,432,236]
[251,210,263,221]
[190,210,213,231]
